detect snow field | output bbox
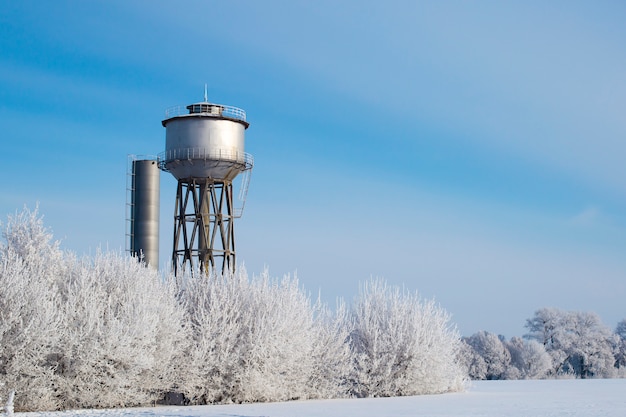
[17,379,626,417]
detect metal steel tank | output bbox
[159,102,252,180]
[129,158,160,268]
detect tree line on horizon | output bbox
[462,309,626,380]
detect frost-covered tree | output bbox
[0,207,187,411]
[616,320,626,340]
[505,337,551,379]
[348,279,466,397]
[0,205,64,271]
[307,299,352,399]
[463,331,510,380]
[458,339,488,380]
[461,334,550,380]
[0,206,64,411]
[48,251,188,409]
[614,319,626,371]
[238,272,317,402]
[177,269,330,404]
[525,308,617,378]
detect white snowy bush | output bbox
[505,337,551,379]
[458,339,486,380]
[0,207,187,411]
[0,207,64,411]
[463,331,511,380]
[48,251,188,409]
[614,319,626,373]
[348,279,466,397]
[177,269,349,403]
[307,299,352,399]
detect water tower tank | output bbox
[159,102,252,180]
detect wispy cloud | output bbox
[569,206,603,227]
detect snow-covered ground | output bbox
[17,379,626,417]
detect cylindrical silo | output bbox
[130,159,160,268]
[158,99,253,275]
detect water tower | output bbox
[158,93,252,275]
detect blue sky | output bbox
[1,1,625,337]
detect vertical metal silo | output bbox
[128,157,160,268]
[158,98,252,275]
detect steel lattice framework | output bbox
[172,178,236,275]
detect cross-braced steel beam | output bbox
[172,178,236,275]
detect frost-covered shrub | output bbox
[348,279,466,397]
[458,339,488,380]
[0,207,64,411]
[615,319,626,373]
[505,337,551,379]
[0,207,187,411]
[463,331,510,380]
[48,251,188,409]
[178,269,343,404]
[307,300,352,399]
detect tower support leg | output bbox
[172,179,236,275]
